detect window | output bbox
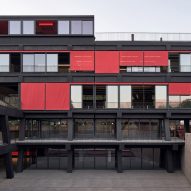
[83,85,93,109]
[169,53,179,72]
[169,96,180,108]
[180,54,191,72]
[58,53,70,72]
[0,20,8,35]
[74,119,94,138]
[155,86,167,108]
[106,86,118,108]
[58,21,69,34]
[120,86,131,108]
[95,119,116,139]
[132,67,143,72]
[47,54,58,72]
[71,85,82,108]
[144,67,155,72]
[10,53,21,72]
[23,21,34,34]
[0,54,9,72]
[36,20,57,35]
[96,85,106,109]
[23,54,35,72]
[34,54,46,72]
[71,20,82,34]
[9,21,21,34]
[82,21,93,35]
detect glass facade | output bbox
[106,86,118,108]
[23,21,35,34]
[155,86,167,108]
[82,21,93,35]
[9,21,21,34]
[71,20,82,34]
[58,21,70,34]
[0,54,9,72]
[180,54,191,72]
[47,54,58,72]
[120,86,131,108]
[71,85,82,108]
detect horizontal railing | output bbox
[95,32,191,41]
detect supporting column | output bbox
[165,148,174,173]
[116,148,123,173]
[68,119,73,141]
[19,119,25,141]
[67,148,73,173]
[184,119,190,133]
[116,118,122,140]
[16,149,24,172]
[164,119,171,141]
[4,153,14,179]
[0,115,14,178]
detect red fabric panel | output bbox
[46,83,70,110]
[120,51,143,66]
[21,83,45,110]
[95,51,119,73]
[70,51,94,71]
[144,51,168,66]
[169,83,191,95]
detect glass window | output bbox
[180,54,191,72]
[106,86,118,108]
[23,54,35,72]
[47,54,58,72]
[144,67,155,72]
[71,20,82,34]
[23,21,34,34]
[169,96,180,108]
[180,96,191,108]
[58,21,69,34]
[126,67,132,72]
[155,86,167,108]
[71,85,82,108]
[120,86,131,108]
[82,21,93,35]
[36,20,57,35]
[34,54,46,72]
[0,54,9,72]
[156,67,160,72]
[95,119,116,139]
[132,67,143,72]
[0,20,8,35]
[9,21,21,34]
[74,119,94,138]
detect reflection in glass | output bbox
[23,54,35,72]
[34,54,46,72]
[9,21,21,34]
[71,21,82,34]
[71,85,82,108]
[120,86,131,108]
[23,21,34,34]
[0,54,9,72]
[106,86,118,108]
[58,21,69,34]
[82,21,93,35]
[47,54,58,72]
[155,86,167,108]
[180,54,191,72]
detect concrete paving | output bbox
[0,170,191,191]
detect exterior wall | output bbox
[181,133,191,183]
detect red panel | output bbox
[95,51,119,73]
[144,51,168,66]
[0,20,8,35]
[120,51,143,66]
[36,20,57,34]
[169,83,191,95]
[70,51,94,71]
[46,83,70,110]
[21,83,45,110]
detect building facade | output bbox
[0,15,190,179]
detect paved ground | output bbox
[0,170,191,191]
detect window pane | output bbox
[180,54,191,72]
[0,54,9,72]
[144,67,155,72]
[47,54,58,72]
[23,21,34,34]
[34,54,46,72]
[71,21,82,34]
[82,21,93,35]
[169,96,180,108]
[58,21,69,34]
[9,21,21,34]
[71,85,82,108]
[36,20,57,35]
[120,86,131,108]
[106,86,118,108]
[0,20,8,34]
[132,67,143,72]
[23,54,35,72]
[155,86,167,108]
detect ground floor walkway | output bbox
[0,170,190,191]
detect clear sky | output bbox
[1,0,191,33]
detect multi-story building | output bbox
[0,15,190,179]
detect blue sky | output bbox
[1,0,191,33]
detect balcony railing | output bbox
[95,32,191,41]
